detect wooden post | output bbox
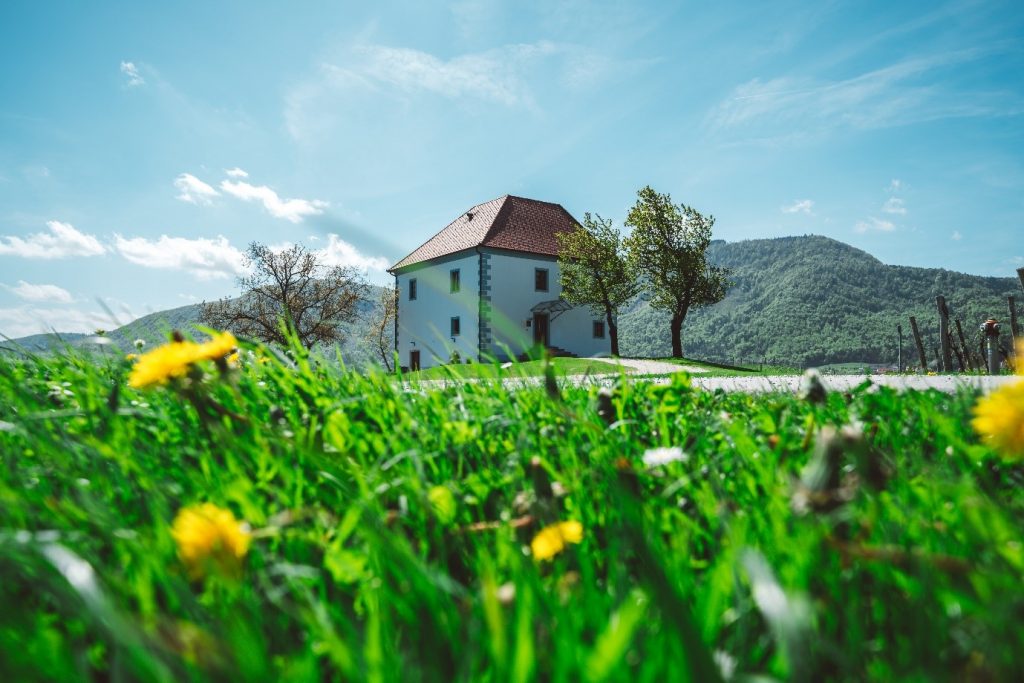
[933,346,942,372]
[1017,267,1024,294]
[955,318,975,371]
[897,324,903,372]
[936,296,952,372]
[950,331,966,371]
[1009,296,1020,340]
[909,316,928,373]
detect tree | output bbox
[366,284,398,371]
[201,242,369,350]
[624,186,730,358]
[556,213,639,356]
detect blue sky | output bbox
[1,0,1022,337]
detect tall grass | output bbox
[0,334,1021,681]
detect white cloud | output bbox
[285,40,624,140]
[882,197,906,214]
[114,234,246,280]
[888,178,903,192]
[854,217,896,234]
[225,167,249,178]
[219,179,327,223]
[781,199,814,214]
[951,230,962,241]
[0,306,120,339]
[0,221,106,259]
[120,61,145,87]
[345,42,561,106]
[708,51,1023,137]
[174,173,220,205]
[5,281,73,303]
[317,234,390,272]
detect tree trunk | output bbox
[670,314,684,358]
[608,319,620,357]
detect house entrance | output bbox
[532,313,549,347]
[409,349,421,371]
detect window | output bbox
[409,278,417,301]
[450,268,461,293]
[450,316,461,337]
[593,321,606,339]
[534,268,549,292]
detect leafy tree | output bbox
[366,285,398,371]
[625,186,730,358]
[201,242,369,349]
[556,213,639,356]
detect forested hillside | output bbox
[6,237,1019,369]
[619,235,1020,367]
[2,289,388,368]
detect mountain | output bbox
[5,237,1020,369]
[2,289,388,368]
[618,235,1021,367]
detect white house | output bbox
[388,195,611,370]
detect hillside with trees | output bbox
[619,235,1020,367]
[1,292,387,368]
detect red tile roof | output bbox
[388,195,580,272]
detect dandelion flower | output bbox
[971,381,1024,458]
[171,503,251,579]
[530,520,583,561]
[128,341,202,388]
[195,331,238,362]
[642,446,688,467]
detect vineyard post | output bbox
[897,324,903,373]
[1009,296,1019,340]
[955,318,975,371]
[950,331,965,371]
[909,316,928,372]
[936,296,952,372]
[1017,267,1024,294]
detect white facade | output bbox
[485,251,610,361]
[395,252,479,370]
[395,248,611,370]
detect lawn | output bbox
[1,335,1022,681]
[401,356,632,380]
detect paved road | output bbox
[685,374,1017,393]
[415,372,1019,394]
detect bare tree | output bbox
[201,242,368,349]
[366,285,398,370]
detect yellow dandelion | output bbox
[226,351,240,367]
[125,353,137,362]
[530,520,583,561]
[128,341,203,388]
[171,503,251,580]
[971,381,1024,458]
[195,331,238,362]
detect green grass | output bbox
[1,336,1022,681]
[401,356,631,380]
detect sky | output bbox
[1,0,1022,338]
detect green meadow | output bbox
[1,338,1022,682]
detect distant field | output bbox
[1,337,1022,681]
